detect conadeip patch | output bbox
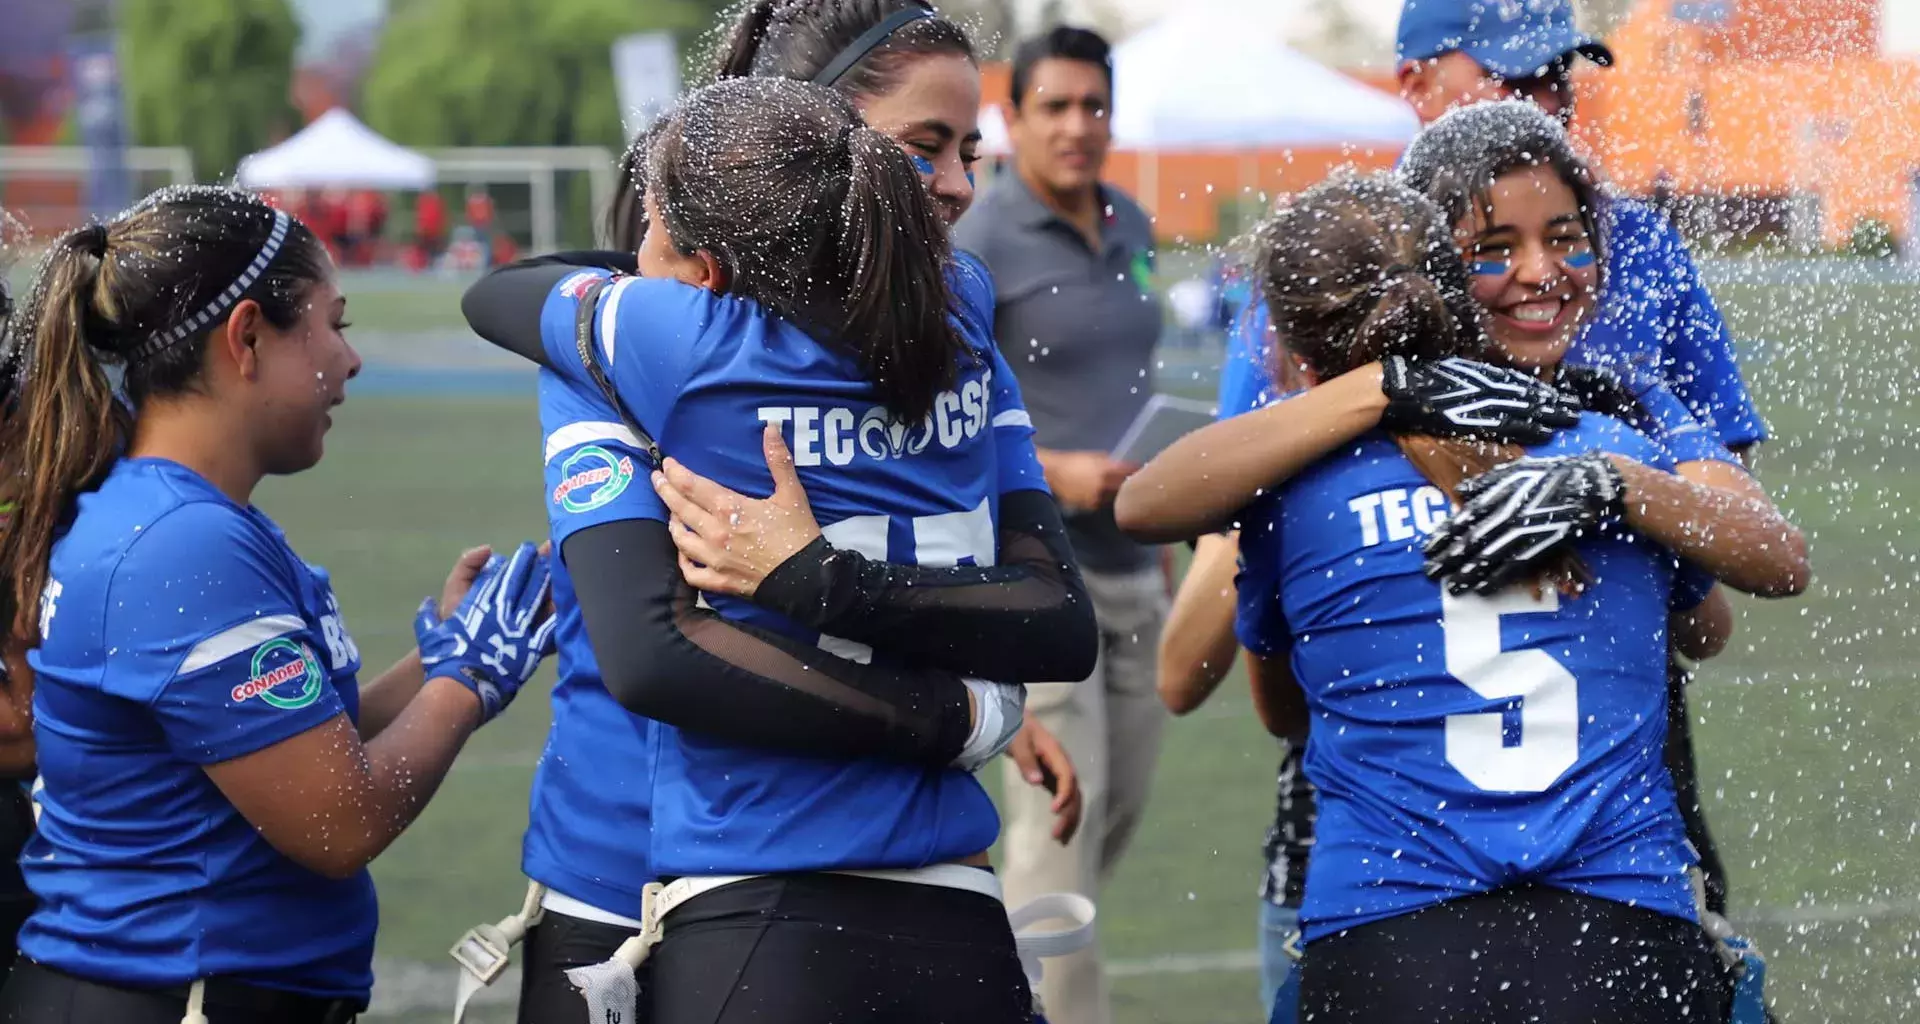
[231,638,325,710]
[552,445,635,513]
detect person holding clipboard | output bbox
[950,25,1168,1024]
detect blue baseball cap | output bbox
[1396,0,1614,79]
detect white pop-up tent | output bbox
[1110,10,1420,150]
[237,108,436,190]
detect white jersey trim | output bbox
[597,277,637,365]
[991,409,1032,429]
[545,421,648,464]
[179,613,305,675]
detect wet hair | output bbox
[1253,172,1588,592]
[606,124,660,253]
[1399,99,1647,422]
[0,185,330,637]
[1010,25,1113,109]
[1398,99,1608,294]
[711,0,975,101]
[646,76,967,424]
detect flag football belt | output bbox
[452,868,1097,1024]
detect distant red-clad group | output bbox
[260,186,517,272]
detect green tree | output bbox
[361,0,712,152]
[117,0,301,182]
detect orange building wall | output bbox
[1585,0,1920,245]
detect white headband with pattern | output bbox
[126,209,291,363]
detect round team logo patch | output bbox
[553,445,635,513]
[231,638,325,710]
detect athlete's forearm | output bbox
[330,679,481,876]
[754,490,1097,682]
[1609,457,1810,597]
[566,519,973,766]
[1115,364,1388,543]
[1158,531,1242,715]
[354,650,425,741]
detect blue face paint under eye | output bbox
[1562,248,1597,270]
[1470,258,1511,277]
[909,154,936,177]
[965,170,976,188]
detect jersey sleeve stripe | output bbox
[178,614,306,675]
[991,410,1032,429]
[597,277,637,364]
[544,420,648,464]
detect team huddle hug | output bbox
[0,1,1812,1023]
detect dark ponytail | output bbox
[0,186,329,637]
[838,124,967,420]
[712,0,783,79]
[648,76,966,424]
[1254,173,1588,593]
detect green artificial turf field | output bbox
[248,275,1917,1022]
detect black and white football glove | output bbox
[1380,356,1581,444]
[1422,452,1627,595]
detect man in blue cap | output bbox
[1188,2,1770,1020]
[1394,0,1613,124]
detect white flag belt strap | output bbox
[449,880,548,1024]
[540,888,645,930]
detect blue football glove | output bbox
[415,541,559,724]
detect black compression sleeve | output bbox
[752,489,1097,682]
[563,518,972,765]
[459,251,639,368]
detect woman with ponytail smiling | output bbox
[0,187,556,1024]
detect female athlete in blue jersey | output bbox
[461,72,1096,1024]
[0,186,556,1024]
[1237,174,1730,1022]
[1123,104,1807,1019]
[457,6,1090,1023]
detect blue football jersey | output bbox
[1581,200,1767,449]
[521,366,666,916]
[23,458,375,998]
[1235,416,1700,943]
[532,255,1042,882]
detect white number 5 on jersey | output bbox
[1441,588,1578,793]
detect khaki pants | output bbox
[999,565,1169,1024]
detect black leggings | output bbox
[0,960,359,1024]
[1667,658,1729,916]
[1299,884,1726,1024]
[649,872,1031,1024]
[516,908,649,1024]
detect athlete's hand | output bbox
[1043,450,1138,513]
[416,541,559,725]
[1423,452,1627,595]
[1007,719,1082,845]
[655,424,822,599]
[1379,356,1581,444]
[437,545,496,618]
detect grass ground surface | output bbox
[247,276,1918,1022]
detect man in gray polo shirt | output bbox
[953,25,1165,1024]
